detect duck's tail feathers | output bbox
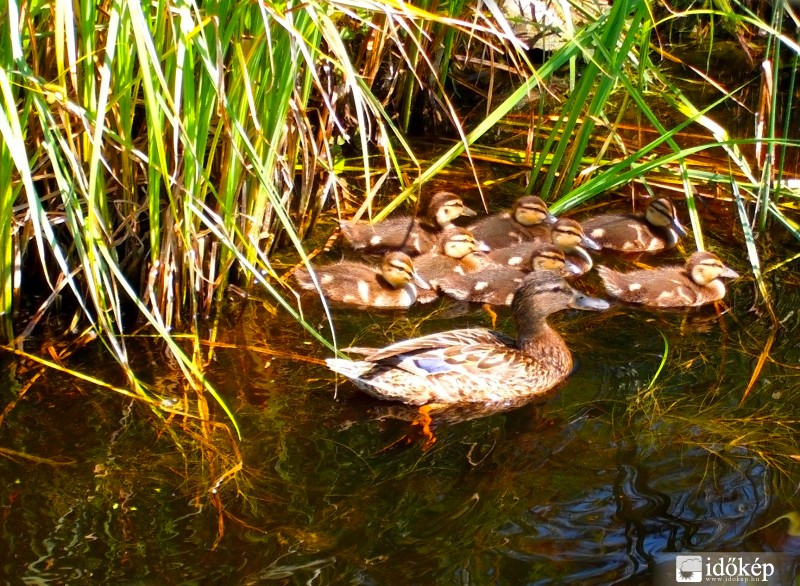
[326,358,374,380]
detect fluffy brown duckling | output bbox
[488,218,600,275]
[294,251,429,309]
[326,271,610,406]
[595,251,739,307]
[438,244,580,306]
[582,197,687,252]
[413,228,498,303]
[467,196,557,249]
[339,191,477,255]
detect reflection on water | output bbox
[1,205,799,584]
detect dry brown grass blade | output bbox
[739,326,777,406]
[200,340,327,366]
[0,446,76,466]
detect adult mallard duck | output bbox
[339,191,477,255]
[438,244,579,306]
[294,251,429,309]
[326,272,609,406]
[467,196,557,249]
[596,251,739,307]
[582,197,687,252]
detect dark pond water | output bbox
[1,188,799,584]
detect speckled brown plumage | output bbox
[295,251,429,309]
[489,219,600,276]
[582,198,687,252]
[412,228,500,303]
[468,196,556,249]
[339,191,476,255]
[326,272,610,406]
[596,251,739,307]
[439,244,576,306]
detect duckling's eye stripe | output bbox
[651,201,674,218]
[538,252,562,261]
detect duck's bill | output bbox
[580,234,602,251]
[565,260,583,275]
[545,212,558,225]
[570,292,610,311]
[671,217,688,237]
[477,240,492,252]
[460,205,478,217]
[721,267,740,279]
[412,271,432,290]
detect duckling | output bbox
[294,251,430,309]
[413,228,498,302]
[487,218,599,275]
[595,251,739,307]
[326,272,610,406]
[582,197,687,252]
[467,196,557,249]
[339,191,477,255]
[438,244,579,306]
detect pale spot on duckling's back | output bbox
[357,280,371,303]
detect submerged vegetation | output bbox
[1,0,799,500]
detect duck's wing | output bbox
[344,330,521,379]
[344,329,515,362]
[295,261,378,291]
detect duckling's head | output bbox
[427,191,477,228]
[513,196,557,227]
[686,251,739,286]
[550,219,601,252]
[438,228,479,259]
[645,198,687,237]
[511,272,609,326]
[380,252,430,290]
[527,244,578,276]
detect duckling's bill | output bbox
[412,269,431,289]
[671,216,688,237]
[580,233,602,251]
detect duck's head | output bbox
[550,218,601,252]
[527,244,580,276]
[438,228,480,259]
[645,198,687,237]
[512,271,609,324]
[686,251,739,286]
[513,196,557,227]
[380,251,430,290]
[427,191,477,228]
